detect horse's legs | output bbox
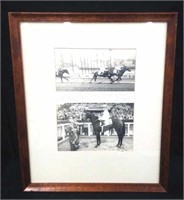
[89,76,95,83]
[89,74,97,83]
[60,76,63,82]
[63,76,69,81]
[97,132,101,146]
[112,72,123,83]
[119,135,123,147]
[108,73,118,84]
[116,134,120,147]
[98,134,101,146]
[117,76,121,81]
[118,134,125,148]
[95,133,101,148]
[113,76,120,83]
[95,133,99,148]
[95,135,98,148]
[108,75,114,84]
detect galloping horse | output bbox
[57,69,69,82]
[109,106,126,147]
[89,66,131,84]
[89,68,118,83]
[111,66,131,83]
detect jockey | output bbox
[106,66,116,81]
[99,66,107,75]
[99,105,112,135]
[108,65,115,75]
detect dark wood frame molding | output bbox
[9,12,177,192]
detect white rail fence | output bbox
[57,122,133,141]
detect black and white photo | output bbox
[8,11,177,191]
[57,103,134,151]
[55,48,136,91]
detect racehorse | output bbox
[89,68,118,84]
[84,110,126,148]
[57,69,69,82]
[89,66,131,84]
[111,66,131,83]
[109,106,126,147]
[84,112,102,148]
[84,112,113,148]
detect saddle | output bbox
[99,71,108,76]
[99,120,105,126]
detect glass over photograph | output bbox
[57,103,134,151]
[55,48,136,91]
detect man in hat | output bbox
[68,116,80,150]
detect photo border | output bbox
[54,47,136,91]
[8,12,177,192]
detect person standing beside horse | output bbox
[68,116,80,151]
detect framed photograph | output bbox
[9,12,177,192]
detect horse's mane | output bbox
[87,112,99,122]
[58,68,68,72]
[120,66,126,70]
[91,112,98,119]
[109,107,121,120]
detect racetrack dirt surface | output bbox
[56,77,135,91]
[58,136,133,152]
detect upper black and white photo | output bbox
[55,48,136,91]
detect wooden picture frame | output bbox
[9,12,177,192]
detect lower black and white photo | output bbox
[57,103,134,151]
